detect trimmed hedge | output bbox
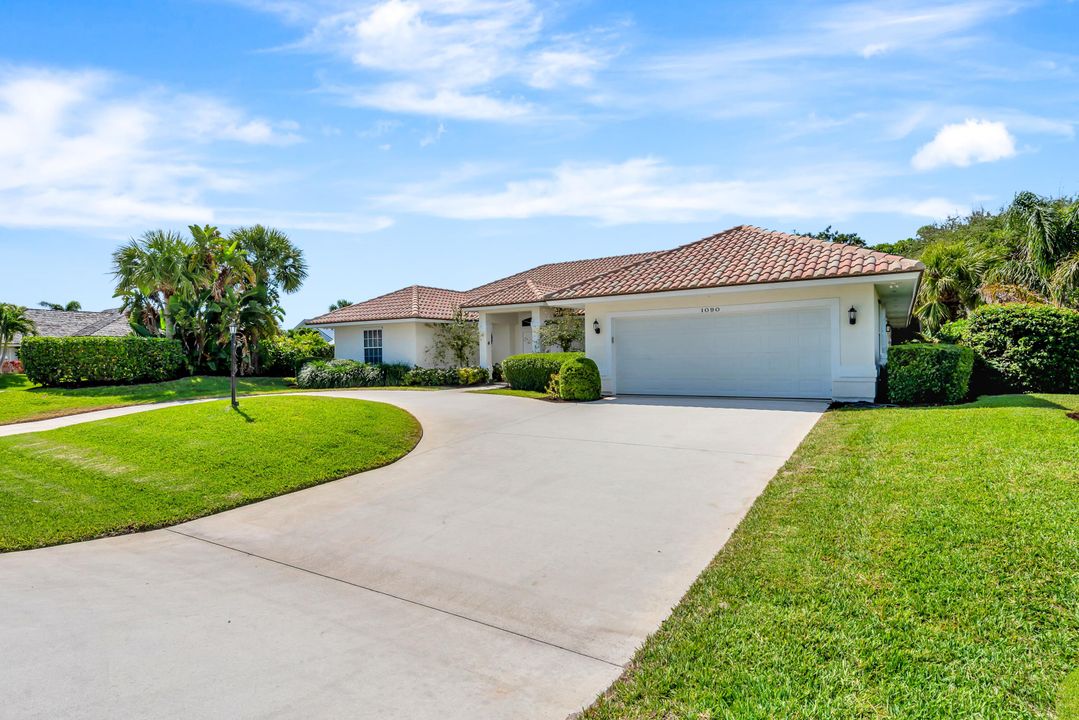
[502,352,583,392]
[962,304,1079,393]
[559,356,601,401]
[296,361,488,389]
[887,343,974,405]
[20,336,184,387]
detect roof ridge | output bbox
[72,310,125,337]
[743,225,911,261]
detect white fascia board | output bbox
[461,302,547,313]
[309,318,450,328]
[548,271,924,307]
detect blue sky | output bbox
[1,0,1076,325]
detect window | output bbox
[363,329,383,364]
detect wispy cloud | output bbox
[0,65,365,231]
[250,0,615,120]
[379,157,958,224]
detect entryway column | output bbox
[478,311,491,369]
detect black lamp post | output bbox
[229,319,239,410]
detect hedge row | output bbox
[20,336,184,387]
[259,331,334,376]
[501,352,583,392]
[961,304,1079,393]
[888,343,974,405]
[296,360,489,389]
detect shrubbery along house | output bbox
[309,225,924,402]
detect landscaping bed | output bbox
[0,374,293,426]
[0,396,421,551]
[583,394,1079,719]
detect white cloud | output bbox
[911,119,1016,170]
[0,66,307,229]
[380,157,955,225]
[261,0,611,120]
[419,121,446,147]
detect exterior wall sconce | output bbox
[848,306,857,325]
[593,319,601,334]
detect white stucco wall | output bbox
[579,281,883,401]
[334,321,463,368]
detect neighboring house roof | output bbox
[11,308,130,345]
[310,226,923,324]
[308,286,470,324]
[292,320,335,343]
[547,226,923,301]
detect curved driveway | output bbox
[0,389,825,719]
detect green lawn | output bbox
[469,387,551,400]
[584,394,1079,720]
[0,374,294,425]
[0,396,421,551]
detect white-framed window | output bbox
[363,329,383,364]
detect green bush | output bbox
[558,356,601,401]
[502,352,583,392]
[933,318,970,345]
[380,362,412,386]
[962,304,1079,392]
[457,366,490,386]
[20,336,184,387]
[403,367,459,387]
[259,329,333,376]
[887,343,974,405]
[296,359,381,389]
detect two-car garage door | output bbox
[613,306,833,398]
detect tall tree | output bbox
[0,303,36,363]
[38,300,82,311]
[329,299,353,312]
[112,230,192,338]
[800,225,868,248]
[914,243,987,332]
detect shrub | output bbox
[502,352,583,392]
[962,304,1079,393]
[259,329,333,376]
[887,343,974,405]
[403,366,459,387]
[380,362,411,386]
[933,318,970,345]
[296,359,381,389]
[558,356,601,401]
[20,336,184,387]
[457,366,490,386]
[545,372,561,399]
[492,362,503,383]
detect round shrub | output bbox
[259,329,333,376]
[558,356,601,401]
[296,359,381,389]
[962,304,1079,393]
[888,343,974,405]
[501,352,583,392]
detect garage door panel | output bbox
[614,306,833,399]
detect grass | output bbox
[0,374,295,426]
[583,394,1079,720]
[0,396,421,551]
[469,387,551,400]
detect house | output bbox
[308,226,923,402]
[2,308,131,363]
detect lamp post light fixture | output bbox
[228,319,239,410]
[593,319,601,334]
[848,306,858,325]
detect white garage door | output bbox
[613,306,833,398]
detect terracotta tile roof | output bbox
[308,285,470,324]
[461,251,663,308]
[547,226,923,301]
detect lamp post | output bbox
[228,319,239,410]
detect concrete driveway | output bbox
[0,390,825,719]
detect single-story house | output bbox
[1,308,130,363]
[308,226,923,402]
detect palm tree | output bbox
[1003,191,1079,306]
[112,230,192,338]
[914,242,987,332]
[329,299,352,311]
[38,300,82,311]
[229,225,308,300]
[0,304,37,364]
